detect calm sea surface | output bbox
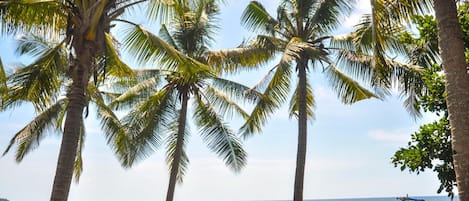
[266,196,458,201]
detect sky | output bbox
[0,0,447,201]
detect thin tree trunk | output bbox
[434,1,469,200]
[50,42,91,201]
[294,58,308,201]
[166,89,189,201]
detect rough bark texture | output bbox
[49,38,91,201]
[166,90,189,201]
[434,1,469,200]
[293,58,308,201]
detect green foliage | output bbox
[389,2,469,196]
[392,68,454,197]
[113,0,255,186]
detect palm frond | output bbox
[239,38,302,135]
[73,118,85,183]
[202,85,250,120]
[206,46,273,73]
[122,24,187,69]
[240,61,292,137]
[210,77,263,104]
[289,80,315,119]
[377,0,433,23]
[120,87,177,167]
[165,117,190,183]
[2,98,67,161]
[0,0,66,39]
[104,33,135,78]
[325,64,378,104]
[307,0,354,34]
[159,24,180,51]
[147,0,177,23]
[110,76,159,110]
[88,84,129,164]
[5,37,67,111]
[194,94,246,172]
[241,1,277,33]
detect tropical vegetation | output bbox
[0,1,139,200]
[108,0,268,200]
[239,0,426,200]
[0,0,468,201]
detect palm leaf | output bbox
[0,0,66,39]
[202,85,250,120]
[73,118,86,183]
[2,98,67,161]
[325,64,378,104]
[120,87,177,167]
[5,37,67,111]
[240,62,292,136]
[206,47,273,73]
[241,1,277,33]
[306,0,354,34]
[194,94,246,172]
[289,80,315,119]
[104,33,135,78]
[165,117,190,183]
[210,77,262,104]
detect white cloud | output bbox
[368,129,411,143]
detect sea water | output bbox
[265,196,459,201]
[298,196,459,201]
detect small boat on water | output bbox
[396,195,425,201]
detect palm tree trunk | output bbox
[50,42,92,201]
[294,58,308,201]
[434,1,469,200]
[166,89,189,201]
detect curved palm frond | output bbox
[378,0,433,23]
[119,87,177,167]
[240,62,292,137]
[73,118,85,183]
[165,117,190,183]
[289,80,315,119]
[241,1,278,34]
[210,77,263,104]
[122,23,211,73]
[194,94,246,172]
[0,0,66,39]
[240,37,306,136]
[159,24,180,51]
[122,23,188,68]
[306,0,354,34]
[202,85,250,120]
[5,37,68,111]
[104,33,135,78]
[325,64,378,104]
[2,98,68,161]
[206,46,273,73]
[109,76,159,110]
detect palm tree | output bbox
[0,1,140,200]
[366,0,469,199]
[110,1,268,201]
[1,33,133,188]
[433,1,469,200]
[240,1,424,200]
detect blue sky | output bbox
[0,1,445,201]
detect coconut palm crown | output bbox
[239,0,424,200]
[110,0,269,201]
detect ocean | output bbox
[269,196,458,201]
